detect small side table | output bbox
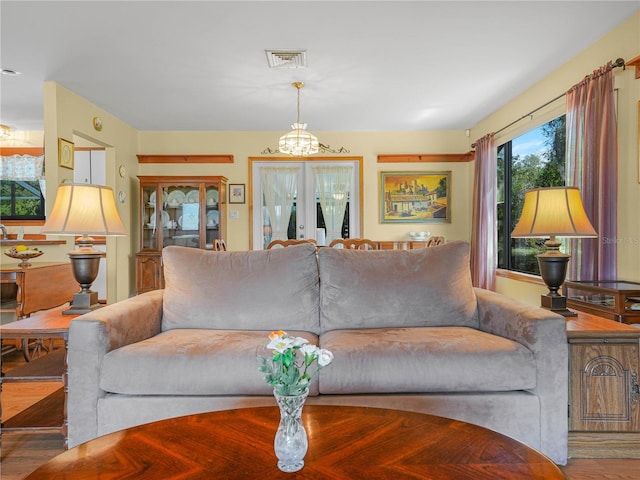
[0,309,77,447]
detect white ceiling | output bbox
[1,1,638,133]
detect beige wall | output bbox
[0,130,44,148]
[472,12,640,306]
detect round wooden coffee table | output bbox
[26,406,563,479]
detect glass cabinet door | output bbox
[163,183,201,249]
[204,184,220,248]
[142,186,162,249]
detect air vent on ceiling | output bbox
[265,50,307,69]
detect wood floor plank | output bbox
[562,459,640,479]
[1,382,62,421]
[1,432,65,480]
[2,388,65,430]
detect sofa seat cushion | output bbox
[100,329,319,396]
[162,243,320,333]
[319,327,536,394]
[317,241,478,332]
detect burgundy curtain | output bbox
[470,133,497,290]
[566,62,618,281]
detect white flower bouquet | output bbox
[257,330,333,396]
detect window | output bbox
[497,115,566,275]
[0,180,45,220]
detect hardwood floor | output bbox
[1,349,639,479]
[1,432,64,480]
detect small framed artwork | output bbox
[58,138,74,169]
[229,184,245,204]
[380,171,451,223]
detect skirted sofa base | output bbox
[67,242,568,464]
[95,391,542,452]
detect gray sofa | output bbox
[67,241,568,464]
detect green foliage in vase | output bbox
[257,331,333,396]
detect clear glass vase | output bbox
[273,389,309,473]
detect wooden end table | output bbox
[566,311,640,458]
[0,309,77,445]
[24,405,564,479]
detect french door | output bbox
[250,158,361,250]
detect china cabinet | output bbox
[136,176,227,294]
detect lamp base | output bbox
[537,238,576,317]
[540,294,577,317]
[63,290,102,315]
[65,243,104,315]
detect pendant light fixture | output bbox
[278,82,319,157]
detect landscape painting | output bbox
[380,171,451,223]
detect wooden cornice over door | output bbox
[137,154,234,164]
[625,54,640,79]
[377,152,474,163]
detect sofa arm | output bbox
[67,289,164,448]
[474,287,568,464]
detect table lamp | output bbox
[41,184,127,314]
[511,187,597,317]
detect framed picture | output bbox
[58,138,74,169]
[380,171,451,223]
[229,184,245,204]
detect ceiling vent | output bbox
[265,50,307,69]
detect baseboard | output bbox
[569,432,640,458]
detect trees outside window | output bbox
[497,115,566,275]
[0,180,45,220]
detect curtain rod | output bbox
[471,57,625,148]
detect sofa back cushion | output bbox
[317,241,478,332]
[162,243,320,333]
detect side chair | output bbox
[266,239,318,249]
[328,238,378,250]
[212,239,227,251]
[426,236,445,247]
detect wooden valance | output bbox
[377,152,474,163]
[626,54,640,79]
[137,154,234,164]
[0,147,45,156]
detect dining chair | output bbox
[212,239,227,251]
[426,236,445,247]
[328,238,378,250]
[266,239,318,249]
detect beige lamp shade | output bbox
[511,187,597,239]
[41,184,126,315]
[41,184,127,236]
